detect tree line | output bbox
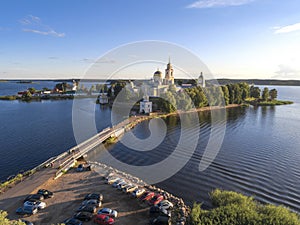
[158,83,278,112]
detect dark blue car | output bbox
[16,205,38,215]
[63,218,83,225]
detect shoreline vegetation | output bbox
[190,189,300,225]
[0,81,293,109]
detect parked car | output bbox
[123,184,137,193]
[104,173,114,180]
[156,200,173,210]
[63,218,83,225]
[76,204,97,213]
[24,194,44,202]
[20,219,34,225]
[76,164,84,172]
[117,181,128,190]
[150,215,171,225]
[121,183,132,192]
[105,176,119,184]
[140,191,155,202]
[16,206,38,215]
[84,193,103,201]
[24,200,46,210]
[112,178,124,188]
[132,188,145,198]
[149,194,164,205]
[73,211,93,221]
[149,206,171,217]
[97,208,118,218]
[81,199,102,207]
[94,214,115,225]
[37,189,54,198]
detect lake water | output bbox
[89,85,300,211]
[1,81,300,212]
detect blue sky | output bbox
[1,0,300,80]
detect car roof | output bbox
[100,208,111,211]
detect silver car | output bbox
[112,178,124,188]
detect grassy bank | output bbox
[0,96,17,100]
[245,98,293,106]
[0,170,36,194]
[256,100,293,106]
[189,189,300,225]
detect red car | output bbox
[94,214,114,225]
[140,191,155,202]
[149,194,164,205]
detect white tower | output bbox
[198,72,205,87]
[164,57,174,85]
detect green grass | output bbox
[245,98,293,106]
[257,100,293,106]
[0,95,17,100]
[190,189,300,225]
[104,136,118,144]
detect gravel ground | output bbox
[1,164,149,225]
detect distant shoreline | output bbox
[1,79,300,86]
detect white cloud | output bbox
[273,64,300,79]
[187,0,255,8]
[81,57,116,64]
[22,28,65,37]
[20,15,65,38]
[274,22,300,34]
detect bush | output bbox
[190,189,300,225]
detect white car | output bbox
[112,178,124,188]
[132,188,145,198]
[97,208,118,218]
[123,185,137,193]
[24,200,46,210]
[106,176,119,184]
[156,200,173,210]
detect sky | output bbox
[1,0,300,80]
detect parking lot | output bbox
[4,167,149,224]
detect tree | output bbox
[159,91,177,113]
[22,91,32,99]
[250,86,261,99]
[262,87,269,101]
[113,82,126,97]
[103,84,108,93]
[269,89,278,100]
[96,84,102,92]
[221,86,230,105]
[176,91,193,111]
[0,210,26,224]
[28,87,36,94]
[55,82,68,92]
[226,84,235,104]
[168,84,177,93]
[239,82,250,100]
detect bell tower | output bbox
[164,57,174,85]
